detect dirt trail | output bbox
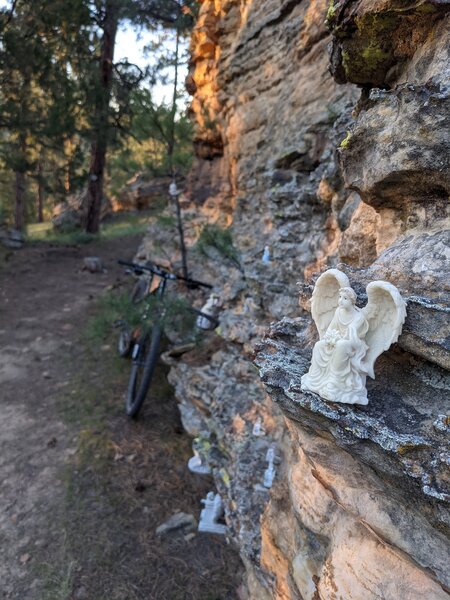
[0,234,242,600]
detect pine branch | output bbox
[0,0,19,32]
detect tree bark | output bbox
[14,134,27,231]
[85,1,119,234]
[64,138,72,195]
[14,170,25,231]
[174,191,188,280]
[37,159,44,222]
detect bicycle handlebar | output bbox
[118,259,213,289]
[118,259,174,278]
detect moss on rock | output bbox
[328,2,446,86]
[325,0,336,28]
[339,131,352,150]
[340,12,398,85]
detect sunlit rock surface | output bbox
[137,0,450,597]
[255,316,449,592]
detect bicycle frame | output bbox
[118,258,216,418]
[131,278,167,360]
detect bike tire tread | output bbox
[125,325,162,418]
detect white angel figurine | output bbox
[301,269,406,405]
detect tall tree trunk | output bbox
[167,29,189,279]
[64,138,72,195]
[167,28,179,174]
[14,135,27,231]
[85,1,118,234]
[37,159,44,223]
[14,170,25,231]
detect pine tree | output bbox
[83,0,196,233]
[0,0,196,230]
[0,0,90,229]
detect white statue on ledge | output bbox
[198,492,227,535]
[301,269,406,405]
[263,447,276,488]
[252,417,266,437]
[188,450,211,475]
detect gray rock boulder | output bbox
[155,512,197,537]
[0,228,25,249]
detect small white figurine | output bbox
[198,492,227,535]
[263,447,276,488]
[188,451,211,475]
[301,269,406,405]
[196,294,220,330]
[252,417,265,437]
[169,181,179,197]
[266,447,275,463]
[262,246,271,264]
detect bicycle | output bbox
[117,259,216,418]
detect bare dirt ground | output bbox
[0,230,243,600]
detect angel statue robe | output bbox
[301,306,370,405]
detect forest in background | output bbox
[0,0,196,233]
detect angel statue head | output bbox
[338,286,357,308]
[301,269,406,406]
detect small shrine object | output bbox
[262,246,271,264]
[198,492,227,535]
[252,417,266,437]
[168,181,179,197]
[301,269,406,405]
[196,293,221,330]
[188,451,211,475]
[263,447,276,489]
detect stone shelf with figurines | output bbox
[254,267,450,523]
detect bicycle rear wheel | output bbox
[125,324,162,418]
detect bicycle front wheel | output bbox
[125,324,162,418]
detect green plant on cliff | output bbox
[325,0,336,28]
[339,132,352,150]
[195,223,241,270]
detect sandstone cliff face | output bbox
[138,1,449,598]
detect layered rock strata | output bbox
[137,0,450,597]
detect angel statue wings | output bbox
[301,269,406,405]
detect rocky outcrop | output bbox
[137,0,450,598]
[112,174,173,212]
[255,315,449,596]
[52,188,111,231]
